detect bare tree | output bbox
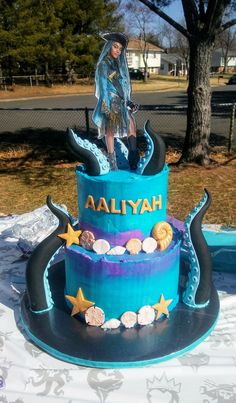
[174,27,189,77]
[216,27,236,72]
[146,32,162,47]
[159,21,176,49]
[125,2,159,81]
[138,0,236,166]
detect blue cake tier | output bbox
[64,229,181,321]
[76,165,169,245]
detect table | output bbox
[0,208,236,403]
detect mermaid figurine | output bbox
[92,32,139,170]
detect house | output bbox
[159,53,187,76]
[126,39,164,74]
[211,48,236,72]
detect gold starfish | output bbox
[65,288,94,316]
[58,223,82,247]
[152,294,173,320]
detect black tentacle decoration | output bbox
[25,196,71,312]
[191,190,212,304]
[66,128,109,176]
[137,120,166,175]
[183,189,213,307]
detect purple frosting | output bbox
[167,215,185,232]
[80,221,144,245]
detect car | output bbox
[129,68,146,80]
[227,74,236,85]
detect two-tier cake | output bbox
[20,121,219,367]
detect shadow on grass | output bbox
[1,127,79,164]
[0,127,107,186]
[0,126,186,161]
[0,126,232,184]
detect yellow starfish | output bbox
[65,288,94,316]
[152,294,173,320]
[58,223,82,247]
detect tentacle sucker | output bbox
[182,189,212,308]
[136,120,166,175]
[67,128,110,176]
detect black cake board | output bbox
[20,261,220,369]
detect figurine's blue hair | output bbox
[95,40,131,102]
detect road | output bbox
[0,86,235,145]
[0,85,235,108]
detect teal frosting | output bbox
[65,233,181,321]
[76,165,169,243]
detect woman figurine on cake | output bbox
[93,32,139,171]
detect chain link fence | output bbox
[0,104,235,152]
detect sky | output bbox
[164,0,183,22]
[122,0,184,27]
[139,0,236,22]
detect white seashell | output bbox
[126,238,142,255]
[142,237,157,253]
[85,306,105,327]
[120,311,137,328]
[106,246,126,255]
[101,319,121,330]
[137,305,155,325]
[92,239,110,254]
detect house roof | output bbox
[127,38,163,52]
[161,53,185,64]
[213,48,236,57]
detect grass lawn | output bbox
[0,77,235,226]
[0,133,235,226]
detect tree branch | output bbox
[199,0,206,20]
[182,0,198,20]
[181,0,199,31]
[221,18,236,31]
[138,0,190,38]
[205,0,226,33]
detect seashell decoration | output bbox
[126,238,142,255]
[79,223,174,255]
[80,230,95,250]
[152,221,173,251]
[81,296,174,329]
[120,311,137,328]
[142,237,157,253]
[137,305,155,325]
[85,306,105,327]
[106,246,126,256]
[101,318,121,330]
[92,239,110,254]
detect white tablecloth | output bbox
[0,209,236,403]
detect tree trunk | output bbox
[179,39,214,166]
[144,62,148,82]
[0,63,2,86]
[142,50,149,83]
